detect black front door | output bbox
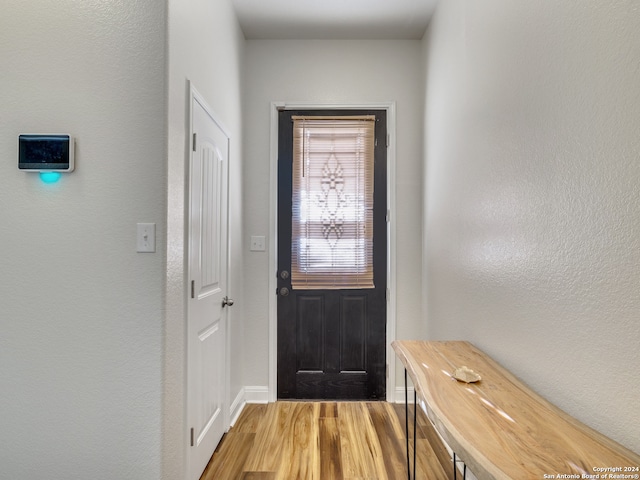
[277,109,387,400]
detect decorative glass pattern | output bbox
[291,116,375,289]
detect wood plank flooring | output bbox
[200,401,453,480]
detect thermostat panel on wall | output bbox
[18,134,75,172]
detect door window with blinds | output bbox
[291,115,375,289]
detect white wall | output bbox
[165,0,245,477]
[0,0,245,477]
[423,0,640,453]
[243,40,425,394]
[0,1,166,478]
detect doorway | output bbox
[277,109,388,400]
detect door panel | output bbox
[341,295,366,371]
[297,295,324,371]
[188,90,229,480]
[277,109,387,400]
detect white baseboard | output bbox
[228,386,269,427]
[393,386,416,404]
[229,389,246,427]
[244,385,270,404]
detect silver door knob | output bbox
[279,287,290,296]
[222,296,234,307]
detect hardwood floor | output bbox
[200,401,453,480]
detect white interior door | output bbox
[187,87,230,480]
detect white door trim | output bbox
[268,101,397,402]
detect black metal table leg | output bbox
[405,369,411,480]
[454,452,457,480]
[453,452,467,479]
[413,388,417,480]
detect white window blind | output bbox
[291,115,375,290]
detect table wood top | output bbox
[392,340,640,480]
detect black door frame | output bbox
[267,102,397,403]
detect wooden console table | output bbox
[392,340,640,479]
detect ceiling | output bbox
[231,0,438,40]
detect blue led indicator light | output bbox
[39,171,62,183]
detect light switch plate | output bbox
[250,235,266,251]
[137,223,156,253]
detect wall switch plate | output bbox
[250,235,266,251]
[137,223,156,253]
